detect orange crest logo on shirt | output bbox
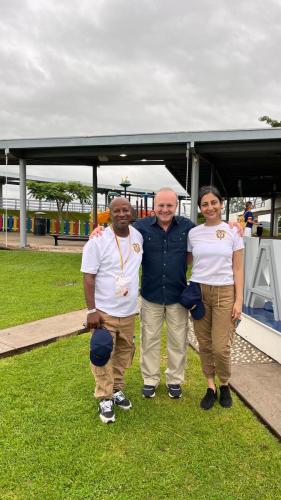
[216,229,226,240]
[132,243,141,253]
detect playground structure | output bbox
[0,205,155,237]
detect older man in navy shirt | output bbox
[134,188,195,399]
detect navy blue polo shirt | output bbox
[244,210,254,228]
[133,216,195,305]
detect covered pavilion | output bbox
[1,127,281,247]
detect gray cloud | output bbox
[1,0,281,194]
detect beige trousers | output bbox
[193,284,235,384]
[91,311,136,399]
[140,298,189,386]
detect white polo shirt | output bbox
[188,222,244,286]
[81,226,143,317]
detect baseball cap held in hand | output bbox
[90,328,113,366]
[179,281,205,320]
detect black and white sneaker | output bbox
[99,399,115,424]
[167,384,182,399]
[113,390,132,410]
[142,385,156,398]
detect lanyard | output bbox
[113,228,132,272]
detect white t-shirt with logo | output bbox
[188,222,244,286]
[81,226,143,317]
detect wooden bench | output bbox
[50,234,89,246]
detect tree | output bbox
[67,181,92,205]
[229,197,245,213]
[27,181,93,218]
[27,181,73,219]
[259,116,281,127]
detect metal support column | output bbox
[225,198,230,222]
[19,158,27,248]
[270,195,276,237]
[273,209,279,236]
[92,164,98,227]
[144,195,148,216]
[178,198,181,216]
[210,166,215,186]
[190,153,200,224]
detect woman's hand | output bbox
[228,221,244,237]
[232,300,242,321]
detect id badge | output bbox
[115,275,131,297]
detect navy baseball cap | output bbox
[90,328,113,366]
[179,281,205,320]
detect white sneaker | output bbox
[99,399,115,424]
[113,390,132,410]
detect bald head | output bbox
[154,188,178,229]
[109,197,131,211]
[109,197,132,235]
[155,187,178,204]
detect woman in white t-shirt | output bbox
[187,186,244,410]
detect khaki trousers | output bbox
[193,284,235,384]
[91,311,136,399]
[140,298,189,386]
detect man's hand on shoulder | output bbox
[228,221,244,237]
[89,225,104,239]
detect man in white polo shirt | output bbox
[81,197,143,424]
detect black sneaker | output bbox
[219,385,233,408]
[142,385,156,398]
[98,399,115,424]
[167,384,182,399]
[200,388,217,410]
[113,390,132,410]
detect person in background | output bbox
[243,201,254,236]
[187,186,244,410]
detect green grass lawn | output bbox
[0,250,280,498]
[0,323,280,500]
[0,250,84,329]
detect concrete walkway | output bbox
[0,310,280,439]
[0,232,86,252]
[0,310,87,356]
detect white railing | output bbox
[0,197,188,216]
[0,198,103,213]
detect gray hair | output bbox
[155,187,178,202]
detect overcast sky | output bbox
[1,0,281,197]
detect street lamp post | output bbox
[120,177,131,198]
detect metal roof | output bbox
[1,128,281,197]
[0,168,186,198]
